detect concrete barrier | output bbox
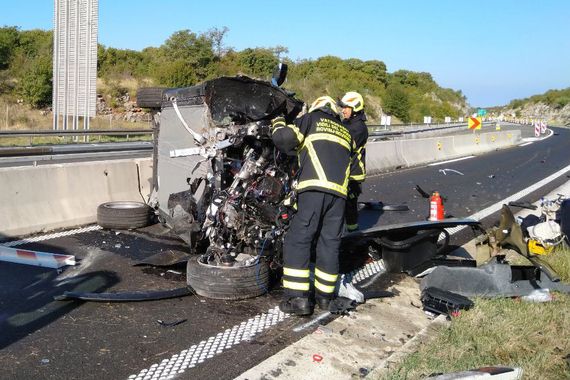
[0,158,152,239]
[366,130,521,175]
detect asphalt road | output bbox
[0,125,568,380]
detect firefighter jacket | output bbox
[272,108,354,198]
[344,112,368,182]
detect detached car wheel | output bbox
[186,256,269,300]
[97,201,152,229]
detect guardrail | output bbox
[0,128,154,146]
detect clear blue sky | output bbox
[1,0,569,107]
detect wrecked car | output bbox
[138,67,304,299]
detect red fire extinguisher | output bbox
[429,191,445,221]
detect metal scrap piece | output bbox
[54,287,193,302]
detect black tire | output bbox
[97,201,152,229]
[186,257,269,300]
[136,87,167,109]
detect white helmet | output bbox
[340,91,364,112]
[308,96,339,115]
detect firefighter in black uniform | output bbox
[271,96,354,316]
[339,91,368,232]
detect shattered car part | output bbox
[420,257,570,298]
[376,229,446,274]
[495,205,560,281]
[507,201,537,210]
[157,318,187,327]
[338,279,365,303]
[421,287,474,317]
[329,296,358,315]
[527,220,564,247]
[133,250,191,267]
[54,287,193,302]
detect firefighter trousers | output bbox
[345,181,362,231]
[282,191,345,300]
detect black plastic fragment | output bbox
[421,287,474,316]
[54,287,193,302]
[157,318,187,327]
[329,296,357,315]
[508,201,537,210]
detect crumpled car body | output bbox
[151,76,303,268]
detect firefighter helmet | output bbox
[308,96,339,115]
[340,91,364,112]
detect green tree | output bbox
[0,26,20,69]
[384,85,410,122]
[18,54,52,108]
[236,48,278,78]
[155,29,216,87]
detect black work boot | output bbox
[279,297,314,316]
[315,296,332,311]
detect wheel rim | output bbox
[197,256,261,270]
[104,201,145,209]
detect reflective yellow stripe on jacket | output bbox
[349,145,366,181]
[296,133,352,196]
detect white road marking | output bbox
[128,260,387,380]
[1,225,102,247]
[519,142,533,147]
[428,156,475,166]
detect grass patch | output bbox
[383,246,570,379]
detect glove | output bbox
[271,116,286,130]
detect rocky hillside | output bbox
[497,88,570,126]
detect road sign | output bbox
[468,116,482,130]
[423,116,432,124]
[381,115,392,126]
[477,109,487,117]
[444,116,451,123]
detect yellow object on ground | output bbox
[528,239,553,255]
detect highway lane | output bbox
[0,126,568,379]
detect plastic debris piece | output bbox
[312,354,323,363]
[329,297,357,315]
[54,287,193,302]
[157,318,187,327]
[521,289,552,303]
[338,277,364,303]
[439,168,464,176]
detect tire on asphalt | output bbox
[186,256,269,300]
[97,201,152,229]
[136,87,166,109]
